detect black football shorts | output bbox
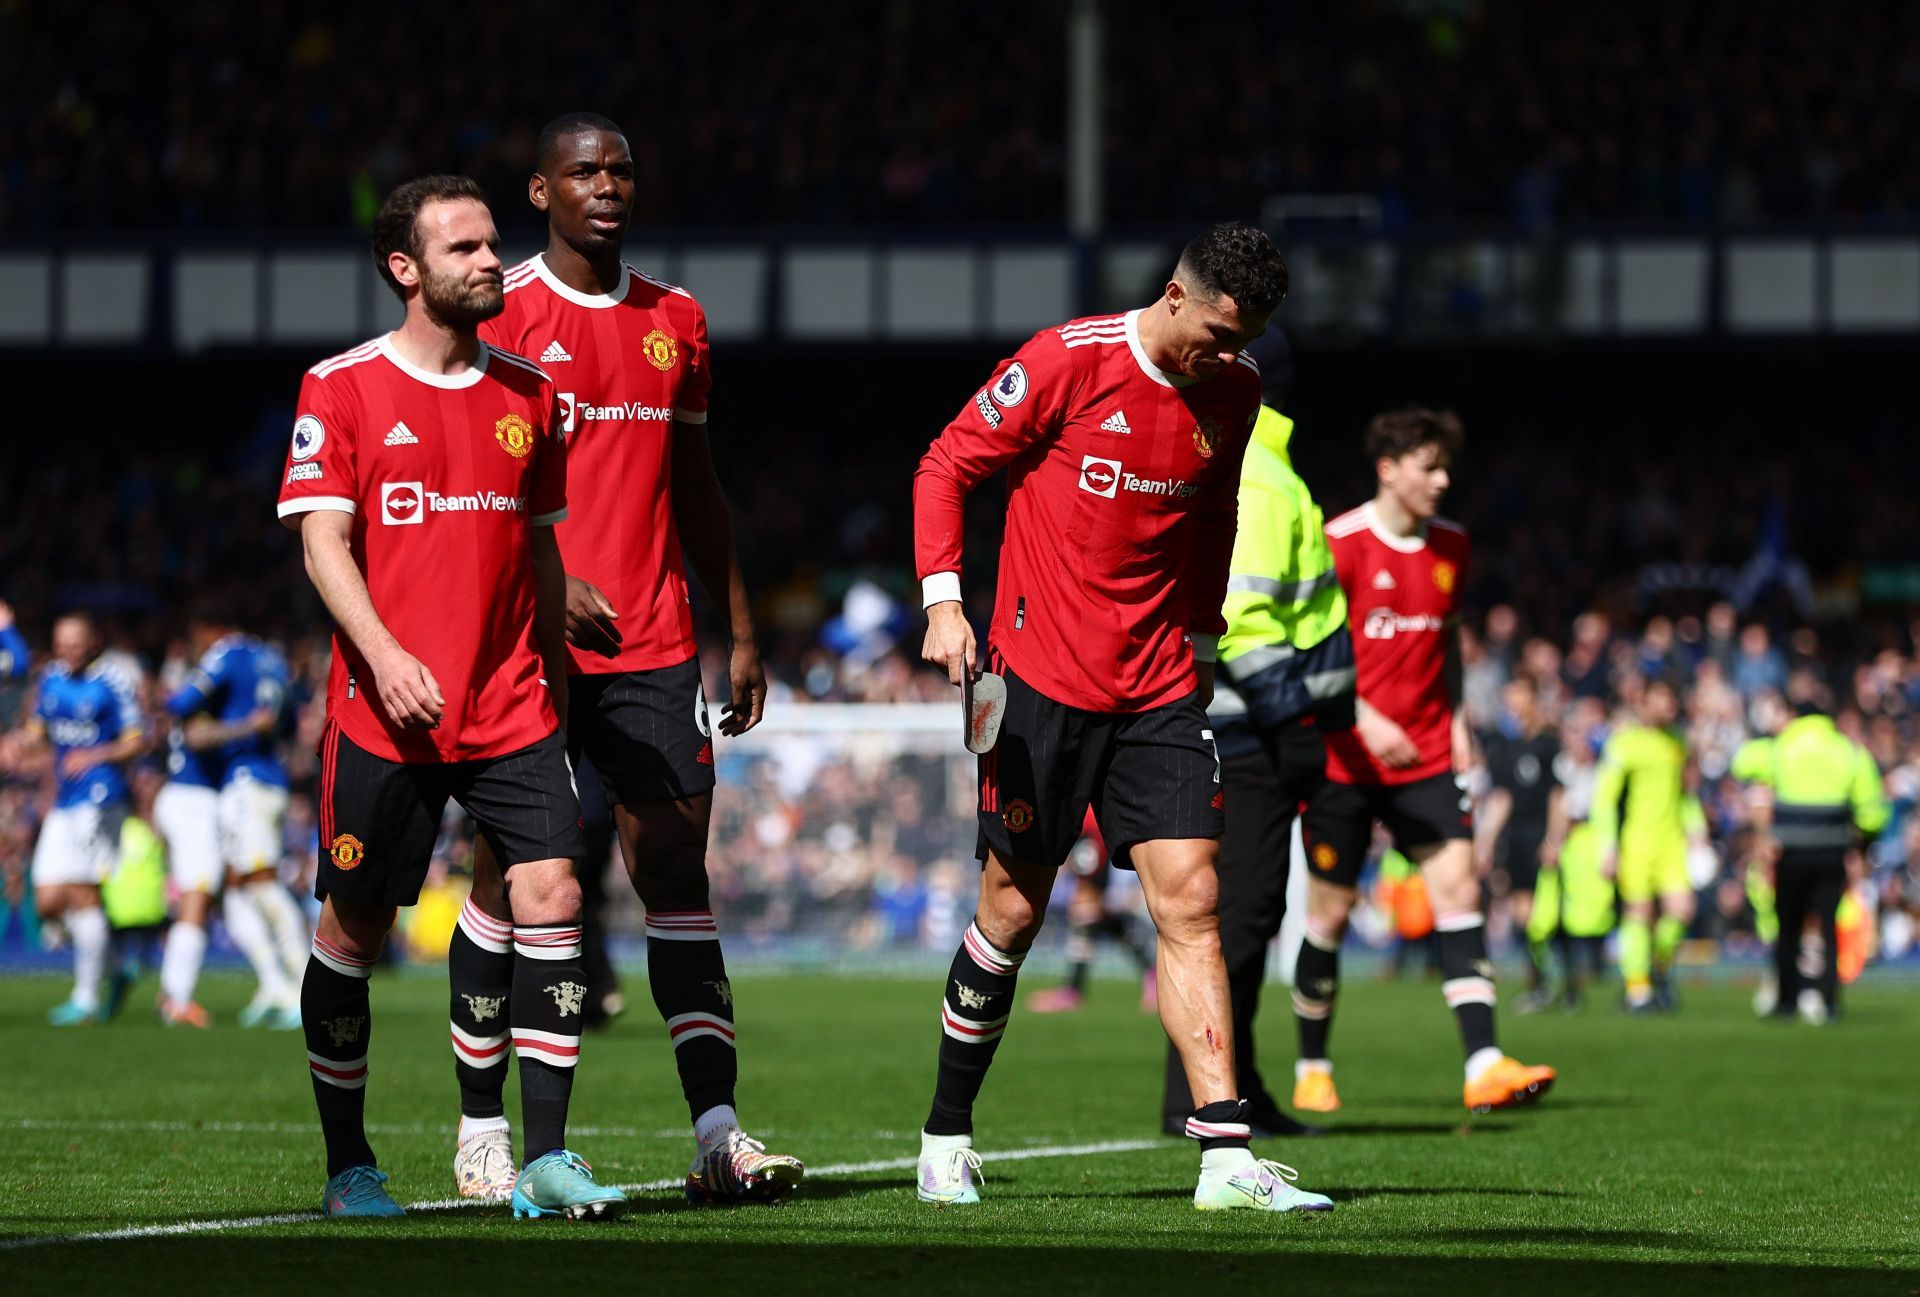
[1299,771,1473,889]
[567,657,717,805]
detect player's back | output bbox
[1322,502,1469,785]
[918,310,1260,713]
[483,255,712,674]
[1600,725,1687,835]
[203,635,290,785]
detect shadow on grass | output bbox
[1325,1120,1516,1136]
[5,1237,1909,1297]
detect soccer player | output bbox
[1593,679,1696,1012]
[165,601,305,1028]
[1475,674,1563,1011]
[1294,410,1555,1114]
[151,664,222,1028]
[277,174,622,1219]
[913,221,1332,1214]
[455,112,800,1206]
[0,611,146,1023]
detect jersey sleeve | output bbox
[1851,746,1891,838]
[912,333,1073,605]
[100,659,144,743]
[0,623,28,679]
[674,301,712,425]
[1729,737,1772,785]
[1590,735,1627,845]
[276,370,359,524]
[529,386,569,527]
[255,650,290,715]
[166,657,218,718]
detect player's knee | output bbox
[630,849,711,912]
[1307,884,1356,934]
[324,898,395,960]
[1152,869,1220,946]
[505,859,582,925]
[978,890,1046,950]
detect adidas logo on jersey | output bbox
[540,340,572,363]
[1100,410,1132,435]
[384,422,419,446]
[1371,570,1397,590]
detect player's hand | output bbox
[182,715,224,750]
[370,647,445,730]
[1357,709,1420,769]
[719,640,767,737]
[1539,838,1560,867]
[1451,720,1474,775]
[1598,845,1618,880]
[922,601,978,687]
[1194,661,1215,709]
[58,745,102,777]
[564,575,621,659]
[0,599,13,631]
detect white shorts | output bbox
[32,802,126,888]
[154,782,223,893]
[220,778,289,876]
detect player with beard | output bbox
[277,175,622,1220]
[453,113,801,1205]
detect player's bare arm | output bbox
[297,509,444,729]
[670,421,765,734]
[531,523,570,724]
[1476,786,1513,875]
[1354,695,1420,768]
[562,573,621,658]
[1445,628,1472,773]
[58,724,147,778]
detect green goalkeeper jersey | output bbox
[1591,723,1688,845]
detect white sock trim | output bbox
[1465,1047,1504,1082]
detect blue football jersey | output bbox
[37,655,143,808]
[168,635,290,788]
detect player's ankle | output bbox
[459,1113,511,1144]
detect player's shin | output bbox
[67,904,108,1011]
[251,881,312,1005]
[511,924,586,1162]
[1292,920,1341,1063]
[450,898,514,1127]
[304,934,377,1175]
[925,921,1025,1136]
[226,887,292,1010]
[1436,910,1501,1077]
[644,908,738,1127]
[159,918,207,1008]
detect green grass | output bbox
[1,969,1916,1295]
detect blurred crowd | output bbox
[7,1,1920,234]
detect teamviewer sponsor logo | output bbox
[381,481,424,526]
[1079,455,1121,498]
[559,393,670,435]
[1362,607,1447,639]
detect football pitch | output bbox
[2,970,1915,1295]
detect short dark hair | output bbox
[1174,221,1289,316]
[1364,406,1464,463]
[372,174,488,300]
[536,111,628,173]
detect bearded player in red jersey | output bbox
[913,223,1332,1215]
[451,113,801,1206]
[278,176,623,1219]
[1292,408,1557,1115]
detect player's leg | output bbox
[154,782,220,1026]
[218,782,292,1025]
[459,729,624,1221]
[1651,841,1696,1011]
[1401,777,1556,1112]
[919,663,1075,1204]
[35,806,114,1024]
[449,836,517,1200]
[1504,831,1551,1008]
[1292,779,1369,1111]
[1615,832,1659,1009]
[1032,869,1102,1012]
[235,782,306,1017]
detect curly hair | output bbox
[1364,406,1465,462]
[1174,221,1289,315]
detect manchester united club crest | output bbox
[1311,842,1338,872]
[330,833,365,871]
[1003,799,1035,833]
[1192,415,1221,459]
[494,413,534,458]
[1432,560,1457,595]
[642,328,679,372]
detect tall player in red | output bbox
[913,223,1331,1214]
[1293,409,1557,1115]
[453,113,801,1205]
[278,175,623,1219]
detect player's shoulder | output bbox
[304,337,384,383]
[1429,515,1470,553]
[500,255,544,299]
[1324,502,1374,542]
[626,262,701,310]
[483,343,556,393]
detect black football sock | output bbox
[1187,1099,1253,1154]
[643,908,738,1125]
[1437,910,1499,1060]
[304,935,377,1177]
[449,899,514,1120]
[1063,921,1095,993]
[1292,924,1341,1061]
[925,921,1025,1136]
[511,925,585,1162]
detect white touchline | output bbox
[3,1119,689,1139]
[0,1139,1165,1250]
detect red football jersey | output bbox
[276,335,568,764]
[480,255,713,674]
[914,310,1260,713]
[1321,502,1469,786]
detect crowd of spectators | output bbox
[8,1,1920,235]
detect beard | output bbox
[419,264,504,329]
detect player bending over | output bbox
[1293,409,1556,1115]
[913,222,1331,1214]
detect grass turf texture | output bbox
[1,972,1916,1295]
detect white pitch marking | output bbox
[0,1138,1165,1250]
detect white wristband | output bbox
[921,572,963,608]
[1190,632,1219,663]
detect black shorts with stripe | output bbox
[316,723,586,907]
[567,659,716,806]
[1299,771,1473,889]
[976,659,1224,872]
